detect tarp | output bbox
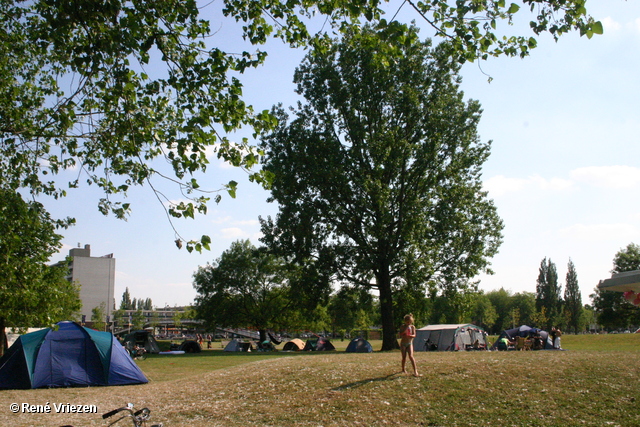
[345,337,373,353]
[123,330,160,354]
[304,337,335,351]
[414,324,488,351]
[282,338,305,351]
[268,332,282,345]
[0,321,147,389]
[491,325,554,350]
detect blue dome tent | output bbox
[0,321,148,389]
[345,337,373,353]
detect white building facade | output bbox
[67,244,115,321]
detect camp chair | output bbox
[515,337,527,351]
[523,339,533,351]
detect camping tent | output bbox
[123,330,160,354]
[491,325,554,350]
[282,338,305,351]
[223,339,253,352]
[0,321,148,389]
[345,337,373,353]
[179,340,202,353]
[414,324,488,351]
[304,337,335,351]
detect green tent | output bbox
[0,321,148,389]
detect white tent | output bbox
[414,324,487,351]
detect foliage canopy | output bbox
[0,0,600,250]
[0,189,81,355]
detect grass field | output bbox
[2,334,639,426]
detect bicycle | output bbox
[102,403,162,426]
[59,403,162,427]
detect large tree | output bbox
[0,189,81,356]
[535,257,562,330]
[259,24,503,350]
[1,0,600,249]
[193,239,296,342]
[564,258,583,333]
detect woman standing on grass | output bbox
[399,314,421,377]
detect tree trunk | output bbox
[259,329,267,343]
[0,317,6,358]
[378,272,399,351]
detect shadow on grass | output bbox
[331,372,401,391]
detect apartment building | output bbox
[66,244,115,321]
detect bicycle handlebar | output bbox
[103,407,127,419]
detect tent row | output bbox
[224,337,373,353]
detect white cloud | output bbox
[212,215,234,224]
[219,227,248,239]
[233,219,259,226]
[602,16,622,32]
[483,174,573,197]
[571,165,640,189]
[558,223,640,242]
[484,165,640,197]
[529,175,574,192]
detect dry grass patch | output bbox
[2,338,640,426]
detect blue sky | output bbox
[47,0,640,309]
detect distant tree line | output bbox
[194,240,640,339]
[119,287,153,311]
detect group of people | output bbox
[196,333,213,349]
[497,327,563,351]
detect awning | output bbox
[598,270,640,293]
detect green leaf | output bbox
[201,235,212,251]
[591,21,604,35]
[227,180,238,199]
[507,3,520,14]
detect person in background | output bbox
[554,328,562,349]
[497,335,514,351]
